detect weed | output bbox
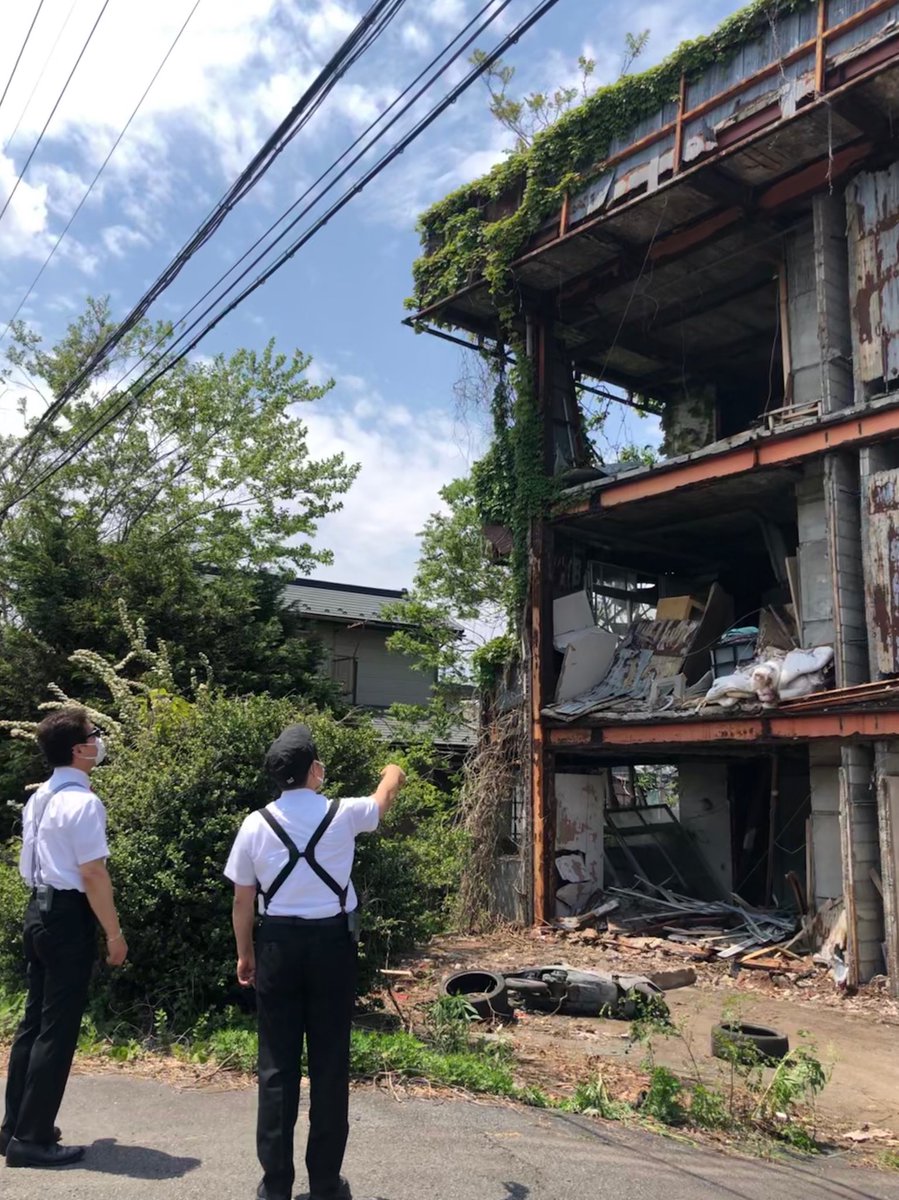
[641,1066,686,1126]
[563,1075,630,1120]
[425,994,478,1055]
[688,1084,729,1130]
[880,1151,899,1172]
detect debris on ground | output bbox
[440,964,670,1021]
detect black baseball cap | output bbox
[264,724,318,788]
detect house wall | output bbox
[316,623,434,708]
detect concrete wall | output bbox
[824,452,868,686]
[786,199,852,414]
[795,462,834,649]
[317,624,434,708]
[678,762,732,895]
[840,744,883,984]
[808,743,843,906]
[875,741,899,998]
[554,772,606,913]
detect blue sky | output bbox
[0,0,742,588]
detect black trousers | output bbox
[2,892,96,1145]
[255,916,356,1200]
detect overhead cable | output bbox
[0,0,112,227]
[0,0,47,119]
[0,0,203,349]
[4,0,565,509]
[27,0,406,415]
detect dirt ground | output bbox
[387,927,899,1153]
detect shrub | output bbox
[0,691,461,1032]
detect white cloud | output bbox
[101,224,149,258]
[401,23,432,54]
[299,383,485,588]
[0,154,51,259]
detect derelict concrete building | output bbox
[408,0,899,995]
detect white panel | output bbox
[554,774,606,915]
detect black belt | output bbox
[259,913,348,927]
[30,887,87,902]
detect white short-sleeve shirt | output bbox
[224,788,379,918]
[18,766,109,892]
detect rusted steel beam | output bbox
[530,319,557,927]
[555,402,899,517]
[816,0,827,94]
[673,73,687,176]
[586,709,899,746]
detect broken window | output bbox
[586,561,657,635]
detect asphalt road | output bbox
[1,1073,898,1200]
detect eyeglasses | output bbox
[85,727,102,740]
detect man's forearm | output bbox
[232,898,255,958]
[81,868,121,939]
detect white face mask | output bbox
[83,735,107,766]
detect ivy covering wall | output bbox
[409,0,815,319]
[410,0,817,635]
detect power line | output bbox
[0,0,112,227]
[5,0,565,509]
[55,0,512,432]
[27,0,406,418]
[2,0,80,155]
[0,0,203,348]
[0,1,47,119]
[0,0,405,483]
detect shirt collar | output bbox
[49,766,91,788]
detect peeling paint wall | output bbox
[846,161,899,399]
[554,773,606,914]
[865,467,899,675]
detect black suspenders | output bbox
[256,799,350,914]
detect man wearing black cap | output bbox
[225,723,405,1200]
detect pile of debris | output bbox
[553,881,806,973]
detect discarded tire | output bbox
[439,970,511,1020]
[710,1022,790,1063]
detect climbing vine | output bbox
[415,0,814,637]
[409,0,814,316]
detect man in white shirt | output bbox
[2,706,127,1169]
[225,723,405,1200]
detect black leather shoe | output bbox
[5,1138,84,1168]
[0,1126,60,1156]
[256,1181,289,1200]
[310,1176,352,1200]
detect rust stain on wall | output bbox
[847,162,899,386]
[867,470,899,675]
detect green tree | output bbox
[0,300,357,762]
[385,475,511,687]
[472,31,649,153]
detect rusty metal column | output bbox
[528,317,556,926]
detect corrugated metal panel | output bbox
[866,469,899,674]
[828,3,899,61]
[686,7,818,110]
[846,162,899,387]
[282,582,407,624]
